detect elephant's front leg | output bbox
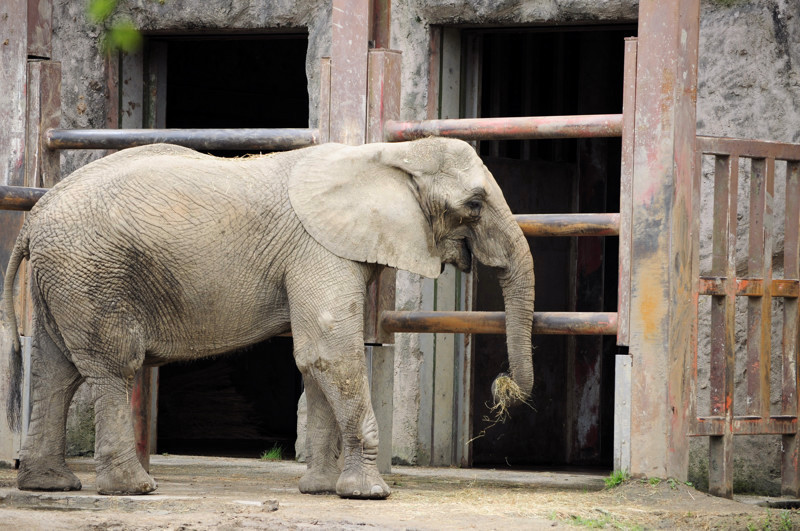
[297,378,342,494]
[303,353,389,499]
[288,261,390,500]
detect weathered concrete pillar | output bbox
[627,0,700,480]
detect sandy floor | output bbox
[0,455,798,530]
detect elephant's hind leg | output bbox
[17,325,83,492]
[70,324,156,495]
[297,378,342,494]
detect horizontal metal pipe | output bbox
[384,114,623,142]
[380,310,618,336]
[0,185,47,211]
[46,128,319,151]
[515,213,620,237]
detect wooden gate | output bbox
[692,136,800,498]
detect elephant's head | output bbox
[289,137,534,408]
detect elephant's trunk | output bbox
[492,225,535,411]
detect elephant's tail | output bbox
[3,233,28,433]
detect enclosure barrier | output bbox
[384,114,623,142]
[381,311,618,335]
[0,186,47,211]
[45,127,319,151]
[691,135,800,498]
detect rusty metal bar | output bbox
[0,185,47,211]
[384,114,623,142]
[380,310,618,336]
[515,213,619,237]
[698,277,799,298]
[692,416,797,437]
[45,128,319,151]
[782,161,800,496]
[697,136,800,162]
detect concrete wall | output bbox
[45,0,800,494]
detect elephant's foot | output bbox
[96,459,157,495]
[17,460,82,492]
[299,468,339,494]
[336,467,391,499]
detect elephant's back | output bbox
[24,146,304,356]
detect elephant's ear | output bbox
[288,143,442,278]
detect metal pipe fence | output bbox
[45,128,319,151]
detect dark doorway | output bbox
[467,27,635,469]
[154,34,308,458]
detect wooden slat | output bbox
[617,37,637,347]
[707,154,737,499]
[698,136,800,162]
[26,0,52,59]
[698,277,799,298]
[693,416,797,436]
[782,161,800,496]
[746,158,774,419]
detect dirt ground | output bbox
[0,455,798,530]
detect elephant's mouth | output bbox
[456,238,473,273]
[440,237,473,273]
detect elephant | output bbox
[2,137,535,499]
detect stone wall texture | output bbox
[47,0,800,495]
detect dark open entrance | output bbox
[467,27,635,469]
[154,34,308,458]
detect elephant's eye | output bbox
[466,199,482,214]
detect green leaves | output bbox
[104,21,142,53]
[87,0,117,22]
[86,0,143,53]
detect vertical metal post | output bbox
[628,0,700,479]
[745,158,774,419]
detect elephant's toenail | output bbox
[353,490,361,496]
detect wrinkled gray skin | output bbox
[2,137,534,499]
